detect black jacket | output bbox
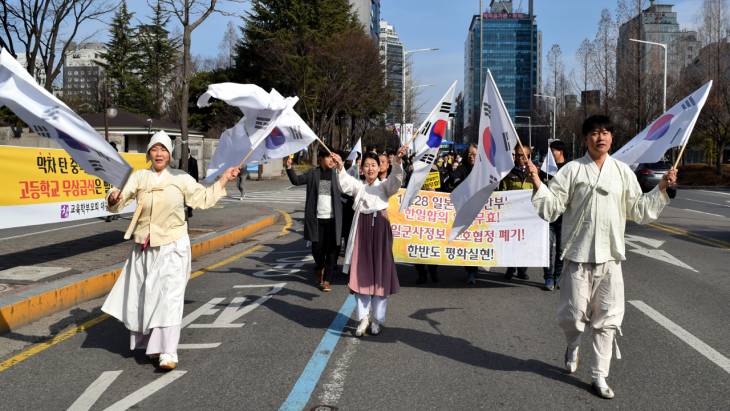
[444,162,473,193]
[287,167,343,245]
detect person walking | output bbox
[102,131,238,370]
[540,140,568,290]
[445,144,480,285]
[285,149,343,292]
[527,115,675,399]
[332,147,406,337]
[499,145,535,281]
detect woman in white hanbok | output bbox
[102,131,238,370]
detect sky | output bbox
[92,0,705,120]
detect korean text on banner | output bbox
[388,189,548,267]
[0,49,133,188]
[0,146,148,229]
[422,171,441,190]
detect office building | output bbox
[463,0,540,142]
[349,0,380,40]
[63,43,106,110]
[379,20,404,125]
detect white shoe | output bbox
[355,318,369,337]
[591,377,615,399]
[565,346,579,373]
[370,320,381,336]
[158,353,178,370]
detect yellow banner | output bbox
[422,171,441,190]
[0,145,148,206]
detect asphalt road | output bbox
[0,188,728,410]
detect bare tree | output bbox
[158,0,243,170]
[216,20,238,69]
[592,8,616,115]
[575,38,595,119]
[0,0,112,91]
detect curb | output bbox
[0,213,281,335]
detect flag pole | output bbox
[317,137,334,155]
[672,140,689,170]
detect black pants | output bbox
[312,218,340,283]
[543,222,563,280]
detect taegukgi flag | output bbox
[449,70,518,241]
[0,48,133,188]
[248,101,317,163]
[540,145,558,176]
[613,81,712,166]
[400,80,457,212]
[197,83,297,183]
[346,137,362,176]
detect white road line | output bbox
[319,337,360,406]
[177,343,222,349]
[678,208,724,218]
[629,300,730,375]
[683,198,730,208]
[67,370,123,411]
[697,190,730,197]
[0,220,103,242]
[103,370,187,411]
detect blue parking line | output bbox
[279,294,356,411]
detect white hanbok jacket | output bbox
[532,154,669,264]
[337,162,404,272]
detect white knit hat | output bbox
[146,130,174,155]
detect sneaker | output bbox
[555,277,561,289]
[370,320,381,336]
[591,377,615,399]
[544,278,555,291]
[564,346,579,373]
[158,353,178,370]
[321,281,332,292]
[355,318,369,337]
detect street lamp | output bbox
[402,48,439,125]
[104,107,117,142]
[514,115,532,150]
[630,38,667,113]
[534,94,556,142]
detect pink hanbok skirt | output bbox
[348,210,400,297]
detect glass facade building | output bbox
[464,3,539,141]
[379,20,404,124]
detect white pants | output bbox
[558,260,624,379]
[130,325,181,355]
[356,294,388,323]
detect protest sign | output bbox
[422,171,441,190]
[0,146,148,229]
[388,189,548,267]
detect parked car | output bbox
[635,161,676,198]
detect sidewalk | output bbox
[0,179,291,333]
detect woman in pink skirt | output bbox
[333,146,406,337]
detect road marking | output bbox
[0,241,269,374]
[624,234,696,272]
[279,295,356,411]
[683,198,730,208]
[319,337,360,407]
[0,314,109,373]
[0,221,102,242]
[185,284,285,329]
[697,189,730,197]
[67,370,123,411]
[104,370,187,411]
[678,208,724,218]
[649,222,730,250]
[178,343,222,349]
[629,301,730,374]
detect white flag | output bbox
[198,83,297,183]
[540,146,558,176]
[346,138,362,176]
[449,70,517,241]
[613,81,712,166]
[203,119,251,184]
[400,81,457,212]
[0,49,132,187]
